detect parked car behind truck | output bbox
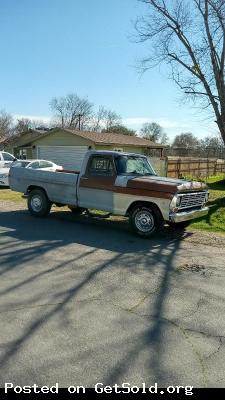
[0,167,10,186]
[9,151,209,237]
[11,159,63,171]
[0,158,63,187]
[0,151,17,186]
[0,151,16,168]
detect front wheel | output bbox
[28,189,51,217]
[129,205,163,238]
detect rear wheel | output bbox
[129,205,163,238]
[28,189,51,217]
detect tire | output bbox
[28,189,51,217]
[129,205,163,238]
[68,206,86,214]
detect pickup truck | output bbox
[9,150,209,237]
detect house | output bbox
[0,128,165,170]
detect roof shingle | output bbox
[0,128,165,148]
[64,129,164,148]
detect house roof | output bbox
[0,130,48,147]
[63,129,164,148]
[0,128,165,149]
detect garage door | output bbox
[37,146,88,170]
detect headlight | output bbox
[176,196,181,207]
[204,192,209,203]
[170,195,181,211]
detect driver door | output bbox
[78,155,116,211]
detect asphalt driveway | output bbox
[0,203,225,388]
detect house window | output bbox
[18,149,27,159]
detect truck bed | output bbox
[9,167,79,206]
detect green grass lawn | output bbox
[189,174,225,234]
[0,188,25,202]
[1,174,225,234]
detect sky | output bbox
[0,0,218,141]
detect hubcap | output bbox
[31,195,42,212]
[135,209,154,233]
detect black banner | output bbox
[0,387,224,399]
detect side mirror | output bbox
[13,158,17,161]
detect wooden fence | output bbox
[167,157,225,178]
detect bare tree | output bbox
[140,121,168,143]
[102,124,136,136]
[91,106,122,132]
[14,118,33,134]
[170,132,200,156]
[0,110,13,139]
[136,0,225,145]
[50,93,93,130]
[160,132,169,144]
[50,97,66,128]
[105,109,122,130]
[15,118,50,134]
[173,132,200,148]
[200,133,225,156]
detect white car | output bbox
[11,159,63,171]
[0,159,63,187]
[0,151,17,168]
[0,167,10,186]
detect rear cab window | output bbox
[88,156,114,176]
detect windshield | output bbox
[115,155,156,176]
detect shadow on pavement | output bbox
[0,208,193,384]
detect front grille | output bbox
[179,191,207,210]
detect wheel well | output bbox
[26,185,49,199]
[126,201,163,220]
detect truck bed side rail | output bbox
[9,167,78,206]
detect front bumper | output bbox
[169,206,209,223]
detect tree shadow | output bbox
[201,197,225,229]
[206,179,225,191]
[0,208,192,384]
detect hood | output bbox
[125,175,207,194]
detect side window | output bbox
[88,157,114,176]
[3,152,15,161]
[40,161,52,168]
[29,161,40,169]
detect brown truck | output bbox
[9,150,209,237]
